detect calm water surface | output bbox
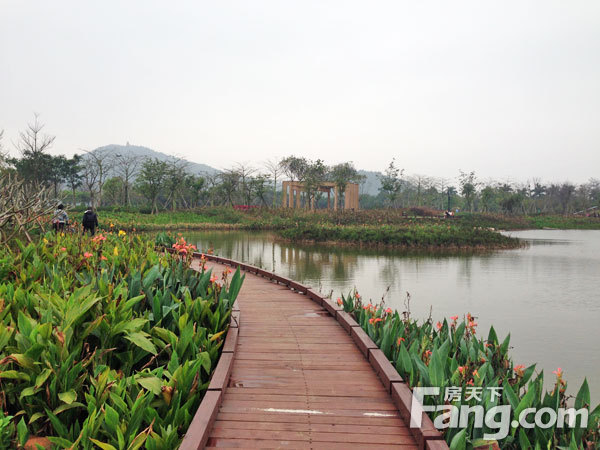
[184,230,600,401]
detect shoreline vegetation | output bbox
[338,292,600,448]
[76,207,600,250]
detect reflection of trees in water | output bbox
[278,244,359,282]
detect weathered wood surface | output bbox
[197,260,418,449]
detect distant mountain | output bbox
[91,144,220,176]
[358,170,382,196]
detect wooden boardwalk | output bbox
[199,260,418,449]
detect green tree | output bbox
[378,159,403,208]
[459,170,478,212]
[64,155,83,205]
[303,159,328,209]
[136,158,168,213]
[330,162,365,209]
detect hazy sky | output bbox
[1,1,599,182]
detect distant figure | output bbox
[82,207,99,235]
[52,204,69,232]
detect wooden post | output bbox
[327,191,331,209]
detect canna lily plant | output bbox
[339,291,600,448]
[0,231,243,449]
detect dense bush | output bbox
[0,231,243,449]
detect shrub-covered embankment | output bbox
[338,292,600,448]
[277,223,522,250]
[0,231,243,449]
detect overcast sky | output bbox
[1,1,599,183]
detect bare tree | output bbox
[264,158,282,208]
[235,163,256,205]
[12,113,56,185]
[80,149,114,207]
[113,151,142,206]
[0,130,7,169]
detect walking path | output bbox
[197,259,419,449]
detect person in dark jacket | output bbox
[82,207,99,235]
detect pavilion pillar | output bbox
[334,187,338,211]
[327,191,331,209]
[282,182,288,208]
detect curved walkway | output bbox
[197,259,419,449]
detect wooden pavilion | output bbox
[281,181,359,210]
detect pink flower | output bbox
[436,321,442,330]
[83,252,93,259]
[450,315,459,322]
[458,366,465,374]
[61,247,67,251]
[385,308,392,314]
[210,274,218,283]
[552,367,563,378]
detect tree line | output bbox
[1,115,598,215]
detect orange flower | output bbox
[450,315,459,321]
[552,367,563,378]
[458,366,465,374]
[467,379,474,386]
[397,337,405,346]
[100,255,107,261]
[337,298,343,306]
[385,308,392,314]
[436,321,442,330]
[210,274,218,283]
[514,364,525,377]
[83,252,93,259]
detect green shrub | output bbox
[0,231,243,449]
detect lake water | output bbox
[183,229,600,402]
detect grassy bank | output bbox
[0,231,243,448]
[339,292,600,448]
[92,208,600,231]
[69,208,600,250]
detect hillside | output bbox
[92,144,220,175]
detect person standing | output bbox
[52,204,69,232]
[82,207,99,235]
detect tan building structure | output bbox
[281,181,359,210]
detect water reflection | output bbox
[185,229,600,402]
